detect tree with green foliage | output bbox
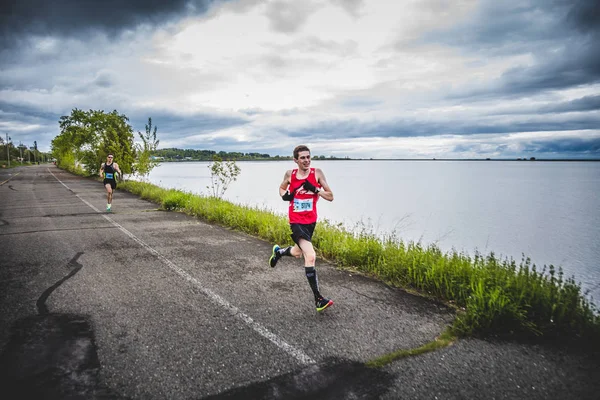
[207,155,241,198]
[52,108,136,176]
[133,117,160,180]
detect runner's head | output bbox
[293,145,310,160]
[107,153,114,162]
[293,145,311,171]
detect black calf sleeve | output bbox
[305,267,321,301]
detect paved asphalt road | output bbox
[0,164,598,399]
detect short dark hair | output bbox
[293,145,310,159]
[107,153,114,157]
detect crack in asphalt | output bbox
[37,252,84,316]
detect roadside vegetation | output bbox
[1,137,49,167]
[117,180,599,343]
[206,155,241,198]
[51,109,160,179]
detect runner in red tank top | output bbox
[268,145,335,312]
[288,167,320,224]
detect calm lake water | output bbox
[140,160,600,304]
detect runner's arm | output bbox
[114,163,122,178]
[279,170,291,197]
[99,163,105,178]
[315,169,334,202]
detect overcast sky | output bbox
[1,0,599,158]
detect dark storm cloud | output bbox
[451,137,600,158]
[419,1,568,53]
[0,101,59,122]
[522,137,600,154]
[129,111,249,139]
[486,95,600,116]
[566,0,600,33]
[0,0,224,47]
[0,98,249,149]
[284,114,600,140]
[537,95,600,114]
[0,101,61,150]
[496,42,600,95]
[422,0,600,98]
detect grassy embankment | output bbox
[118,180,600,348]
[1,162,35,168]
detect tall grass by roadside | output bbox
[119,180,600,342]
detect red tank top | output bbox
[288,168,320,224]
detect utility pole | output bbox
[5,133,10,167]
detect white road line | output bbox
[48,168,316,365]
[0,171,20,186]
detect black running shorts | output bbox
[104,179,117,189]
[290,223,316,245]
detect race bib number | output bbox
[293,198,313,212]
[105,173,114,179]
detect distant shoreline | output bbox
[157,158,600,162]
[152,148,599,163]
[351,158,600,162]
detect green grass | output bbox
[1,162,26,169]
[118,180,600,342]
